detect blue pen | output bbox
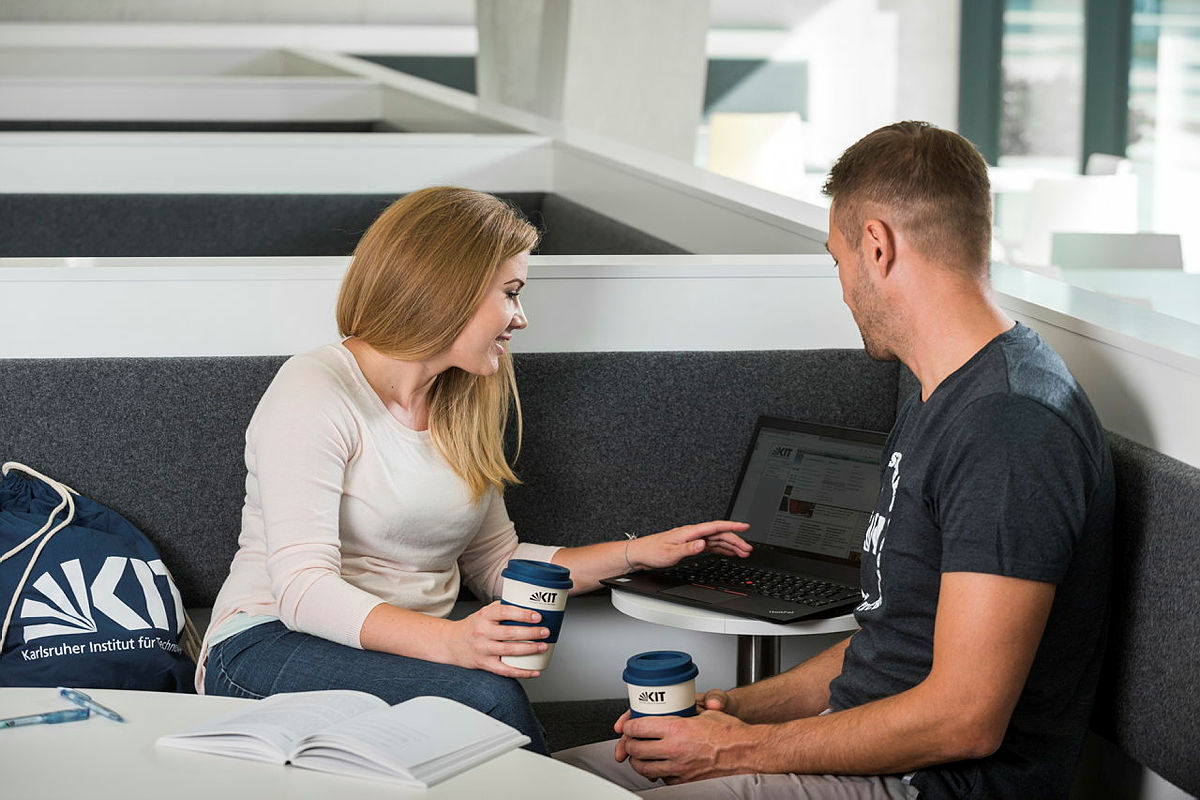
[58,687,125,723]
[0,707,90,729]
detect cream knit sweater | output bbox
[197,342,558,690]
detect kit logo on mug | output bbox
[529,590,559,604]
[623,651,700,718]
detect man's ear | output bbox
[861,219,897,278]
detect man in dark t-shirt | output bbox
[829,321,1113,798]
[558,122,1114,799]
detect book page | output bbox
[291,696,529,785]
[157,690,386,763]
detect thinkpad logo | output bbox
[768,609,796,615]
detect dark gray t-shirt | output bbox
[828,323,1114,800]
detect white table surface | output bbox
[611,589,859,636]
[0,687,637,800]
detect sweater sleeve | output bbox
[457,490,561,601]
[249,360,385,648]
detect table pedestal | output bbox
[737,634,781,686]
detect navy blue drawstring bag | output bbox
[0,463,196,690]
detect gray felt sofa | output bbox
[0,351,1196,796]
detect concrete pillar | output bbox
[476,0,710,161]
[880,0,960,130]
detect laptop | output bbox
[601,415,887,624]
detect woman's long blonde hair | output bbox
[336,187,539,501]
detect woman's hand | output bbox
[626,520,752,570]
[445,601,550,679]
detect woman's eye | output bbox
[506,291,521,299]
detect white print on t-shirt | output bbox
[858,451,902,612]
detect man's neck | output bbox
[900,284,1015,402]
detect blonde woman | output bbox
[197,187,750,754]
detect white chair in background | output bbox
[1050,231,1184,270]
[1017,173,1139,266]
[1084,152,1134,175]
[706,111,806,198]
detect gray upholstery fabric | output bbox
[535,194,688,255]
[505,350,898,548]
[0,193,541,258]
[1093,433,1200,796]
[0,356,286,609]
[0,349,893,607]
[0,192,687,258]
[534,697,628,751]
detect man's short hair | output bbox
[822,121,992,275]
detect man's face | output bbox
[827,205,897,362]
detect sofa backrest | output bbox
[505,351,899,549]
[0,193,686,258]
[1091,432,1200,796]
[0,349,897,608]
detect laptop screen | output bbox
[725,417,887,567]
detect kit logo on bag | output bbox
[18,556,185,643]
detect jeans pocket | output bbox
[207,643,266,699]
[205,622,286,699]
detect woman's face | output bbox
[445,251,530,376]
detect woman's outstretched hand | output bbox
[626,520,751,570]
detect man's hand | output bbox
[696,688,740,717]
[614,710,762,785]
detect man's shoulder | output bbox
[948,325,1102,446]
[995,325,1081,403]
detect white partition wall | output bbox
[0,45,523,133]
[0,132,553,193]
[0,134,826,253]
[302,47,832,253]
[0,255,863,358]
[0,47,351,77]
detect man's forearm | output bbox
[729,635,853,723]
[743,678,998,777]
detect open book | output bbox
[156,690,530,787]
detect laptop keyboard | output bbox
[662,557,861,607]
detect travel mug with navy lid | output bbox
[499,559,572,670]
[623,650,700,717]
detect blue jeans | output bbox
[205,620,549,755]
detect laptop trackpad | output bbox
[662,585,741,605]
